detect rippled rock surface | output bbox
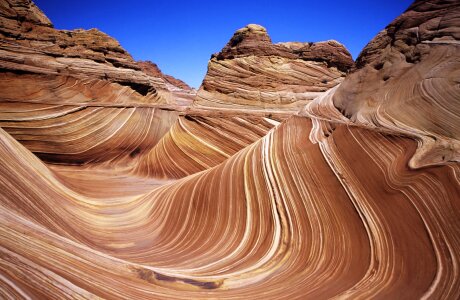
[0,0,459,299]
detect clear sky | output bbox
[34,0,414,88]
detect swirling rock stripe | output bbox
[317,0,460,168]
[0,73,165,105]
[1,115,458,299]
[48,164,172,199]
[134,115,281,178]
[319,124,460,298]
[195,57,347,110]
[0,102,178,164]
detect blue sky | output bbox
[34,0,413,88]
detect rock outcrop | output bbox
[137,60,196,106]
[0,0,460,299]
[137,60,193,91]
[0,0,195,165]
[195,24,354,111]
[0,0,193,104]
[304,0,460,168]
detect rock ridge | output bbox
[0,0,193,104]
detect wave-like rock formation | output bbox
[1,0,460,299]
[0,100,177,164]
[0,0,195,166]
[134,114,283,179]
[1,115,459,299]
[195,24,354,111]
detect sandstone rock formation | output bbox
[0,0,194,104]
[303,0,460,168]
[0,0,460,299]
[195,24,354,111]
[136,60,196,106]
[137,60,193,91]
[133,113,283,179]
[0,0,196,166]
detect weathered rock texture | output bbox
[1,0,460,299]
[195,24,354,110]
[304,0,460,168]
[137,60,196,106]
[0,0,194,104]
[0,0,196,165]
[137,60,193,91]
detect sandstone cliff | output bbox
[0,0,194,164]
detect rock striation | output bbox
[303,0,460,168]
[1,113,459,299]
[133,114,283,179]
[0,0,460,299]
[137,60,196,106]
[0,0,193,104]
[0,0,195,166]
[195,24,354,111]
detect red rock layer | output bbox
[0,101,177,164]
[195,24,354,111]
[134,114,283,179]
[0,72,162,105]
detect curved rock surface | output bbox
[195,24,354,111]
[134,114,283,179]
[1,116,459,299]
[0,0,195,166]
[0,72,180,166]
[1,0,460,299]
[304,0,460,168]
